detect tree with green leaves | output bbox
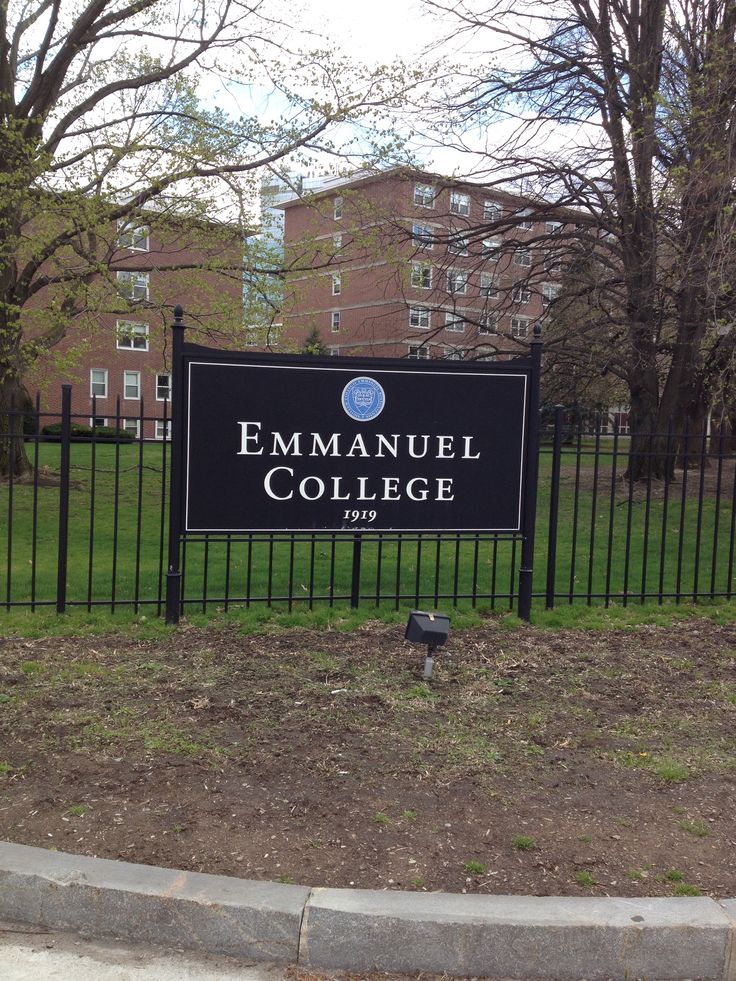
[0,0,409,475]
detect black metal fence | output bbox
[2,394,735,615]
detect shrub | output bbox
[41,423,134,441]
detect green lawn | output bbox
[1,439,734,614]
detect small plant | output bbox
[678,819,709,838]
[405,683,436,700]
[625,869,645,881]
[373,811,391,825]
[276,872,295,884]
[673,882,702,896]
[0,762,11,775]
[21,660,43,675]
[463,859,486,875]
[672,805,687,815]
[664,869,684,882]
[655,760,690,782]
[401,809,417,822]
[172,824,185,834]
[578,834,592,844]
[574,870,597,888]
[410,876,426,889]
[67,804,86,817]
[512,835,536,851]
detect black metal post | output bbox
[165,306,185,624]
[56,384,72,614]
[517,325,543,621]
[350,533,362,608]
[545,404,564,609]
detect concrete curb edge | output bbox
[1,840,734,980]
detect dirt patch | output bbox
[0,618,735,901]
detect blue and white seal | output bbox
[341,376,385,422]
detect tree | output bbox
[421,0,736,476]
[301,326,328,355]
[0,0,408,475]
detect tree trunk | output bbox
[0,373,33,479]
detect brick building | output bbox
[277,168,568,360]
[25,216,243,438]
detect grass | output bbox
[672,882,702,896]
[678,818,710,838]
[574,870,597,888]
[463,860,486,875]
[3,439,736,619]
[512,835,537,851]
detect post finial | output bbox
[173,304,184,326]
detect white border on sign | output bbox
[184,361,528,533]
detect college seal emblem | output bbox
[341,376,385,422]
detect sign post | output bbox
[166,314,542,623]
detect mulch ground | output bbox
[0,617,734,901]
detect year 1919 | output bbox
[343,509,377,523]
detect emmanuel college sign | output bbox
[183,359,529,533]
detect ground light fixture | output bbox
[405,610,451,680]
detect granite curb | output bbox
[1,840,734,980]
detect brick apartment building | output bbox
[25,216,243,438]
[277,168,568,361]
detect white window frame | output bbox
[89,417,107,428]
[483,200,502,222]
[116,270,149,301]
[445,312,466,332]
[123,418,141,439]
[409,306,430,329]
[331,273,341,296]
[513,285,531,304]
[514,248,532,268]
[155,419,170,441]
[331,310,341,332]
[330,347,340,356]
[517,208,534,230]
[482,238,501,260]
[546,220,563,235]
[412,223,434,250]
[155,373,171,401]
[413,183,435,208]
[449,190,470,216]
[545,252,563,273]
[410,263,432,289]
[333,233,342,252]
[90,369,108,399]
[444,346,465,361]
[117,221,149,251]
[511,316,531,338]
[542,282,561,306]
[116,320,149,351]
[480,273,498,297]
[480,312,499,334]
[447,233,469,256]
[123,370,141,400]
[333,196,343,220]
[407,344,430,360]
[447,270,468,295]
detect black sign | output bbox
[183,357,529,533]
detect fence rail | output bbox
[1,394,735,615]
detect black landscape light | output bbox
[405,610,450,680]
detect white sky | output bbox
[297,0,435,64]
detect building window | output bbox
[156,374,171,401]
[482,238,501,260]
[449,191,470,216]
[517,208,534,230]
[546,220,563,235]
[412,223,434,249]
[447,270,468,294]
[332,273,341,295]
[542,283,561,306]
[123,370,140,399]
[123,418,140,439]
[117,221,149,251]
[116,320,149,351]
[409,306,430,329]
[480,273,498,297]
[244,328,258,346]
[116,270,149,301]
[444,346,464,360]
[155,419,170,441]
[480,312,499,334]
[89,417,107,428]
[334,196,343,220]
[333,233,342,252]
[445,312,466,332]
[414,183,435,207]
[514,248,532,267]
[447,233,469,256]
[513,285,531,304]
[511,316,531,338]
[411,263,432,289]
[408,344,430,359]
[331,311,341,332]
[330,347,340,356]
[90,369,108,398]
[545,252,562,273]
[483,200,502,222]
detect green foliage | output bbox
[463,859,486,874]
[301,327,328,356]
[512,835,537,851]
